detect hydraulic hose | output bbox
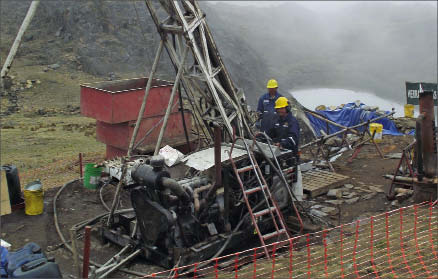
[53,179,147,277]
[162,177,191,204]
[99,181,110,211]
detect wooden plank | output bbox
[302,170,350,198]
[1,169,11,216]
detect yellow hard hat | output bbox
[266,79,278,89]
[275,97,289,109]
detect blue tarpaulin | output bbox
[0,246,8,277]
[306,102,404,137]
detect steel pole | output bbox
[304,108,360,135]
[301,112,395,149]
[107,41,163,226]
[99,249,142,279]
[82,226,91,278]
[154,45,190,155]
[79,153,83,179]
[127,40,164,157]
[1,1,40,90]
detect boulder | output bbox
[310,209,328,218]
[345,197,359,204]
[362,193,377,200]
[367,185,384,193]
[320,206,337,214]
[48,63,60,70]
[327,189,343,198]
[326,200,343,205]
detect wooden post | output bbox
[69,228,81,278]
[1,1,40,90]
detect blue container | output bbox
[6,243,44,277]
[12,258,62,278]
[0,246,8,277]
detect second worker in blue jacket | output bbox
[268,97,300,155]
[257,79,283,114]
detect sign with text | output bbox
[405,82,437,106]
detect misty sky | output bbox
[211,1,438,11]
[204,0,437,105]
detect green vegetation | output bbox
[1,113,105,188]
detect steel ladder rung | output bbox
[254,206,276,218]
[237,165,254,173]
[262,229,287,240]
[244,185,267,195]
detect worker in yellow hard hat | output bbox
[268,96,300,153]
[257,79,282,114]
[255,79,283,131]
[273,97,303,200]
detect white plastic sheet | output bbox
[159,145,185,167]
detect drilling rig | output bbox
[95,0,305,271]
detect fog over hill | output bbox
[1,1,436,108]
[202,1,437,106]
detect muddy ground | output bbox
[0,135,417,278]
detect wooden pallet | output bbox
[1,169,11,216]
[303,170,350,198]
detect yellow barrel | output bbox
[369,123,383,143]
[23,181,44,215]
[404,104,414,118]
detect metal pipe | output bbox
[79,153,83,179]
[127,40,164,157]
[304,108,360,135]
[173,34,191,152]
[200,122,223,210]
[107,41,164,226]
[154,45,190,155]
[179,88,191,152]
[1,1,40,90]
[161,177,190,204]
[193,184,212,212]
[214,124,222,189]
[223,168,231,231]
[99,249,142,278]
[384,174,414,183]
[301,112,395,149]
[416,114,424,181]
[82,226,91,279]
[419,90,437,177]
[132,102,179,150]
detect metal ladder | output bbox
[252,132,304,233]
[228,137,289,258]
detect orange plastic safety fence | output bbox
[146,202,438,278]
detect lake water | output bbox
[289,88,418,117]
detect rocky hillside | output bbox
[0,1,267,108]
[1,1,436,107]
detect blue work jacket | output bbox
[257,92,282,114]
[269,112,300,152]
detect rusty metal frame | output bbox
[143,0,251,140]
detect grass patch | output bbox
[1,113,105,188]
